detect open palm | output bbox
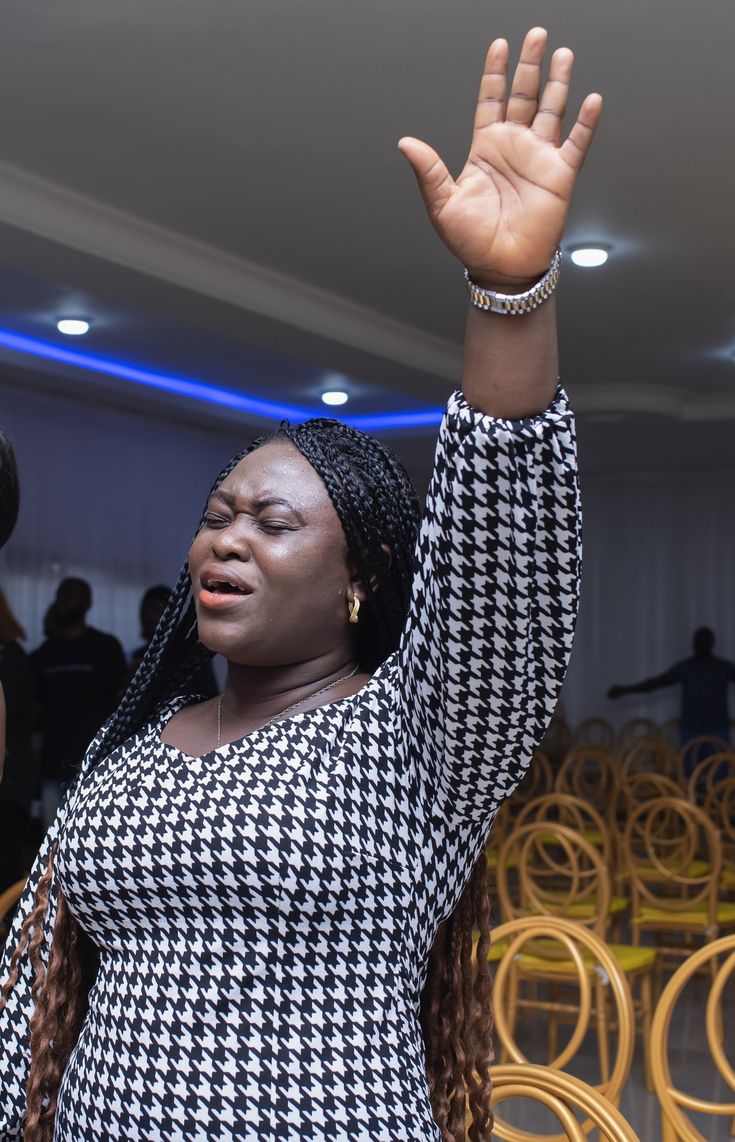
[399,28,603,286]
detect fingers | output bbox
[506,26,548,126]
[559,92,603,171]
[397,136,455,216]
[473,38,509,132]
[531,47,574,146]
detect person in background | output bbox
[0,432,20,785]
[31,578,126,828]
[129,584,218,698]
[608,627,735,757]
[0,590,36,891]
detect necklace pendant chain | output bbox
[216,664,359,749]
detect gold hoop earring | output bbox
[348,595,361,624]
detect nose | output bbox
[210,520,253,561]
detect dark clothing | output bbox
[31,627,126,781]
[659,654,735,735]
[0,641,36,811]
[0,640,37,890]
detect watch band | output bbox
[465,247,562,315]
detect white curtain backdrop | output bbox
[563,466,735,730]
[2,378,733,730]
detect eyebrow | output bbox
[209,489,306,524]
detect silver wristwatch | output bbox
[464,247,562,315]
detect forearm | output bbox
[461,296,559,420]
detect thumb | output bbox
[397,136,455,217]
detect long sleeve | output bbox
[0,817,63,1138]
[398,385,581,832]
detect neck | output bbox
[222,652,359,718]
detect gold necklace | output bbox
[216,664,359,748]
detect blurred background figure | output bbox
[129,583,218,698]
[607,627,735,753]
[31,577,126,829]
[0,430,21,801]
[0,590,36,892]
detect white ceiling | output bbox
[0,0,734,484]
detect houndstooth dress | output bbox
[0,388,580,1140]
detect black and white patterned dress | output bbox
[0,389,580,1140]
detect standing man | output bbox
[31,578,126,827]
[608,627,735,752]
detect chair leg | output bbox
[594,978,610,1089]
[641,971,654,1094]
[548,981,559,1064]
[501,962,520,1065]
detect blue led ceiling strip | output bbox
[0,329,444,430]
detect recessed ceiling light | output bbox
[321,390,349,406]
[569,247,609,268]
[57,318,90,336]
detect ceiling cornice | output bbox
[0,159,461,381]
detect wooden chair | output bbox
[620,738,683,786]
[650,933,735,1142]
[0,877,26,944]
[489,916,635,1122]
[616,717,660,756]
[490,1065,641,1141]
[679,734,730,784]
[701,776,735,896]
[514,793,613,870]
[495,822,655,1086]
[626,797,735,982]
[613,773,686,885]
[555,745,619,820]
[571,718,616,750]
[686,751,735,806]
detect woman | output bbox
[0,28,601,1142]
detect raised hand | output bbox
[398,27,602,287]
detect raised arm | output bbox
[399,28,602,418]
[608,668,680,700]
[395,30,600,834]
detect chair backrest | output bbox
[620,738,683,786]
[490,1065,641,1142]
[680,734,730,781]
[702,776,735,870]
[555,745,619,817]
[496,821,611,937]
[514,793,612,867]
[508,750,554,810]
[687,751,735,804]
[624,797,722,923]
[616,717,660,756]
[571,717,615,750]
[490,917,635,1110]
[650,933,735,1142]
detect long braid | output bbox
[1,418,493,1137]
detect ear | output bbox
[347,544,393,597]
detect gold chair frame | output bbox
[650,933,735,1142]
[490,1065,641,1142]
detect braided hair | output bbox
[1,416,494,1141]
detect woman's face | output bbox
[188,439,361,668]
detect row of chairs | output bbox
[478,915,735,1142]
[548,714,735,759]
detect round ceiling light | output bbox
[321,390,349,406]
[569,247,609,268]
[57,318,90,336]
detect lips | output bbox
[197,567,254,609]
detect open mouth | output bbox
[200,578,251,596]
